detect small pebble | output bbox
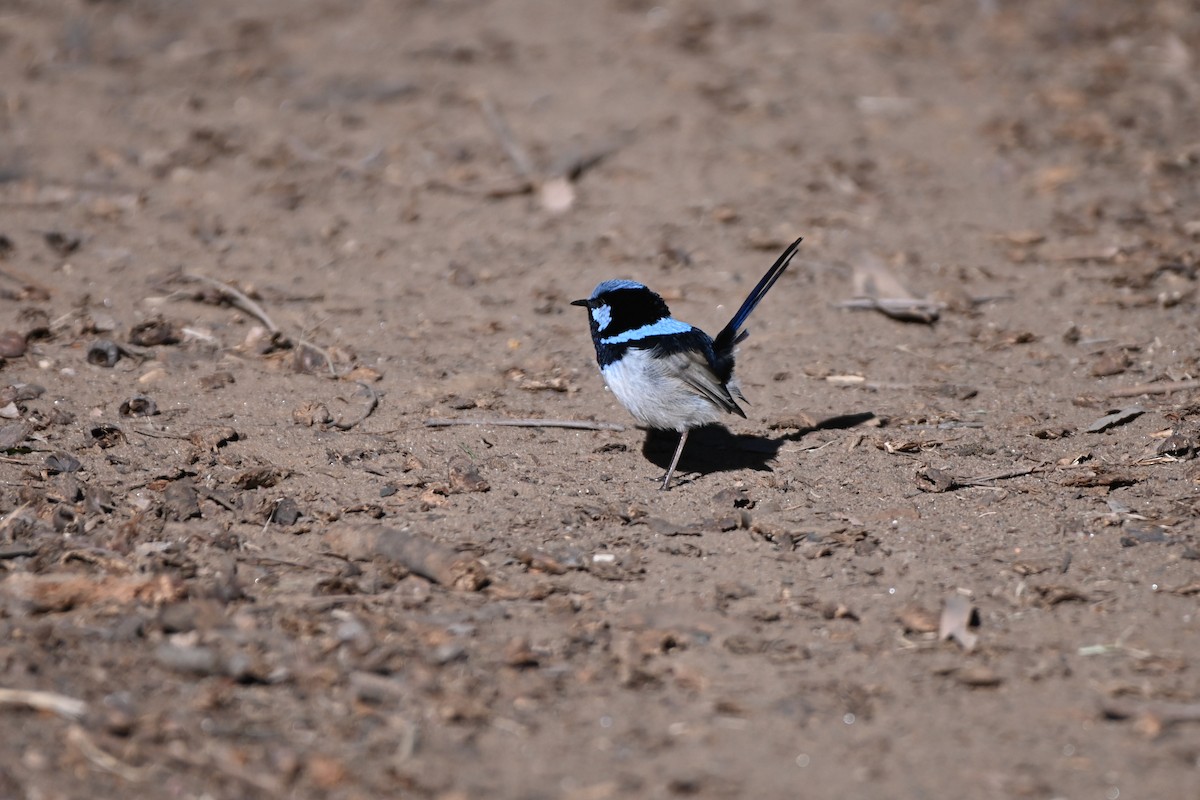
[87,340,121,368]
[0,330,26,358]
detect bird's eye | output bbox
[591,304,612,332]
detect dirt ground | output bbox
[1,0,1199,797]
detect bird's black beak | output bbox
[570,298,589,308]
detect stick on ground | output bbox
[179,273,339,376]
[1106,379,1200,398]
[181,272,279,334]
[424,417,625,431]
[0,687,88,719]
[68,725,150,782]
[477,95,536,181]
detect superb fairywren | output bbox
[572,237,803,489]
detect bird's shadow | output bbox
[640,411,877,483]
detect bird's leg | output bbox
[660,429,690,491]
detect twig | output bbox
[423,177,533,198]
[238,555,341,574]
[1106,379,1200,398]
[1101,698,1200,737]
[169,744,284,796]
[1103,699,1200,724]
[833,298,944,312]
[917,462,1102,492]
[916,462,1051,494]
[197,486,238,512]
[959,465,1049,485]
[126,426,189,440]
[180,273,279,334]
[261,499,281,534]
[0,687,88,719]
[477,95,535,181]
[67,725,150,782]
[1079,642,1153,659]
[296,337,338,378]
[0,546,37,559]
[424,417,625,431]
[0,265,52,299]
[833,297,943,323]
[459,97,625,209]
[285,136,380,177]
[546,136,631,181]
[179,273,342,377]
[331,382,378,431]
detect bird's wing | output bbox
[651,346,746,418]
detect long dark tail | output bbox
[713,236,803,355]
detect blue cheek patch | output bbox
[601,317,692,345]
[591,305,612,332]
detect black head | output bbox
[571,279,673,343]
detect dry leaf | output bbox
[898,605,939,634]
[1085,407,1144,433]
[3,573,185,613]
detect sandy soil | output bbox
[1,1,1199,797]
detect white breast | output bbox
[600,349,727,432]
